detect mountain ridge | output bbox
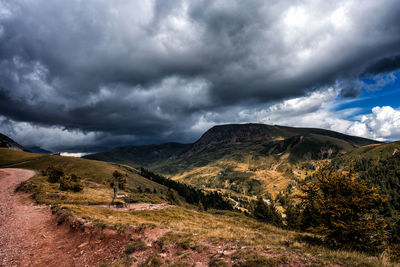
[83,123,382,197]
[182,123,379,158]
[0,133,28,152]
[84,123,380,166]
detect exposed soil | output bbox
[0,168,326,267]
[0,168,130,267]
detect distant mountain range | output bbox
[84,123,380,166]
[25,146,53,154]
[84,123,381,196]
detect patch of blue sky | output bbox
[334,71,400,118]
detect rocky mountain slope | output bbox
[0,133,27,151]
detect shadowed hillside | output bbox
[85,142,191,168]
[0,133,27,151]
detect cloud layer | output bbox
[1,0,400,151]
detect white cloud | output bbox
[191,88,400,142]
[0,116,98,151]
[60,152,86,157]
[2,88,400,153]
[350,106,400,141]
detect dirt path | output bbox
[93,203,170,212]
[0,157,43,168]
[0,168,129,267]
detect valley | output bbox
[2,1,400,265]
[1,124,400,266]
[85,124,381,199]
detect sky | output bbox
[0,0,400,153]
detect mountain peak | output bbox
[182,123,381,158]
[183,124,277,158]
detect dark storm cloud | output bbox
[1,0,400,151]
[339,80,363,98]
[363,55,400,76]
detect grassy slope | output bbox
[0,148,45,166]
[84,124,380,199]
[151,133,367,199]
[332,141,400,217]
[344,141,400,159]
[0,148,396,266]
[0,148,169,205]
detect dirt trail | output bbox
[92,203,170,212]
[0,168,129,267]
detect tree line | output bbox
[140,168,232,210]
[141,165,389,254]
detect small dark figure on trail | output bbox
[110,185,119,206]
[108,170,129,208]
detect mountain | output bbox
[0,133,28,151]
[86,123,379,164]
[85,142,191,167]
[25,146,52,154]
[182,124,376,158]
[84,123,380,197]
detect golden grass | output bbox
[171,156,298,198]
[1,149,168,204]
[61,204,399,266]
[2,148,399,266]
[0,148,45,166]
[25,175,115,205]
[60,204,294,247]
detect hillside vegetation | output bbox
[85,124,380,198]
[0,147,395,266]
[331,141,400,251]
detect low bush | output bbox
[209,255,228,267]
[45,166,64,183]
[140,255,163,267]
[157,232,195,250]
[124,240,145,254]
[59,174,84,192]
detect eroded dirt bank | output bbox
[0,168,129,267]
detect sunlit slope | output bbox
[331,141,400,220]
[85,124,379,169]
[340,140,400,160]
[0,148,168,193]
[0,147,395,265]
[84,124,380,197]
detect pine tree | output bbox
[112,170,127,189]
[198,200,205,212]
[253,196,283,227]
[285,203,302,230]
[300,165,388,252]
